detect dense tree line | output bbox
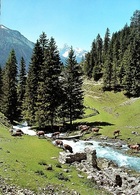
[83,10,140,97]
[0,34,84,127]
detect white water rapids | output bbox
[60,139,140,172]
[12,123,140,172]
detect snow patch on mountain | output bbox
[59,44,88,63]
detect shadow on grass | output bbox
[73,121,114,129]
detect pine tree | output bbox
[17,57,26,120]
[23,40,43,125]
[103,28,110,60]
[61,47,84,130]
[111,34,120,90]
[93,34,103,81]
[83,52,92,78]
[1,50,18,123]
[36,37,62,128]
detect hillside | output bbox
[80,79,140,144]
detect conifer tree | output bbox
[61,47,84,130]
[36,37,62,128]
[83,52,92,78]
[17,57,26,120]
[23,40,43,125]
[103,28,110,60]
[93,34,103,81]
[1,50,18,123]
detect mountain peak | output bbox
[59,44,87,63]
[0,25,9,30]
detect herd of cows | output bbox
[9,124,140,152]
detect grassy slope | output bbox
[80,79,140,144]
[0,79,140,194]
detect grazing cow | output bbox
[51,131,60,138]
[55,140,63,147]
[16,129,24,134]
[36,131,45,137]
[79,125,90,134]
[63,144,73,153]
[92,127,99,133]
[128,144,139,151]
[11,132,22,136]
[113,130,120,136]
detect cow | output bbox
[16,129,24,134]
[92,127,99,133]
[9,128,24,134]
[51,131,60,139]
[113,130,120,136]
[128,144,139,151]
[63,144,73,153]
[55,140,63,147]
[79,125,90,134]
[11,132,23,136]
[36,131,45,137]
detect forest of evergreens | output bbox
[83,10,140,97]
[0,10,139,127]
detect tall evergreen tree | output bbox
[61,47,84,130]
[36,37,62,128]
[23,40,43,125]
[17,57,26,120]
[1,50,18,123]
[103,28,110,60]
[93,34,103,81]
[83,52,92,78]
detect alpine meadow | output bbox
[0,10,140,195]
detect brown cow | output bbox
[16,129,24,134]
[11,132,23,136]
[79,125,90,134]
[63,144,73,153]
[92,127,99,133]
[55,140,63,147]
[128,144,139,151]
[51,131,60,138]
[113,130,120,136]
[36,131,45,137]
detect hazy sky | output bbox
[1,0,140,50]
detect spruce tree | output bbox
[61,47,84,130]
[1,50,18,123]
[23,40,43,125]
[17,57,26,120]
[36,37,62,128]
[93,34,103,81]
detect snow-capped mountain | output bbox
[59,44,87,63]
[0,25,34,68]
[0,25,87,69]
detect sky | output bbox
[1,0,140,50]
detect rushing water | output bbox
[60,139,140,172]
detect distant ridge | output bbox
[0,25,34,68]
